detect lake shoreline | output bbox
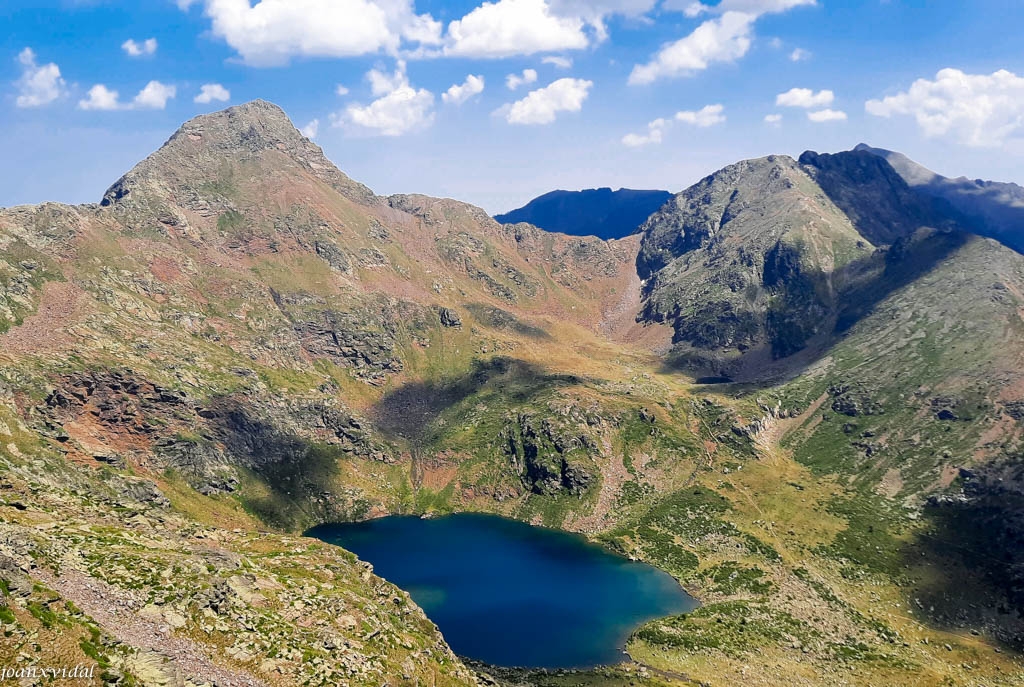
[307,512,698,669]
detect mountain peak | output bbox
[494,187,672,240]
[101,99,375,211]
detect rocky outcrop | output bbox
[828,383,884,417]
[500,413,596,495]
[438,306,462,328]
[635,155,866,362]
[28,370,393,499]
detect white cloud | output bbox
[670,0,815,17]
[622,117,668,147]
[628,11,754,85]
[631,0,814,85]
[301,119,320,138]
[548,0,657,40]
[194,83,230,104]
[78,81,177,111]
[334,63,434,136]
[504,77,592,125]
[179,0,442,66]
[622,103,724,146]
[78,85,122,111]
[776,87,833,108]
[443,74,485,105]
[445,0,588,58]
[122,38,158,57]
[807,108,846,122]
[506,68,538,90]
[133,81,177,109]
[542,55,573,69]
[865,68,1024,148]
[789,47,810,61]
[676,103,726,126]
[764,113,782,125]
[14,48,66,108]
[336,84,350,96]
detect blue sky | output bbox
[3,0,1023,214]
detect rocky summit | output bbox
[1,101,1023,687]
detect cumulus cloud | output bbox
[133,81,177,109]
[764,113,782,125]
[333,62,434,136]
[807,108,846,122]
[78,81,177,111]
[180,0,664,63]
[443,74,485,105]
[179,0,442,66]
[194,83,230,104]
[631,0,814,85]
[548,0,657,40]
[789,47,810,61]
[503,77,592,125]
[622,117,668,147]
[300,119,320,138]
[542,55,573,69]
[14,48,66,108]
[122,38,158,57]
[622,104,724,146]
[628,11,754,85]
[78,85,122,111]
[676,103,725,126]
[776,87,834,108]
[506,68,538,90]
[445,0,588,58]
[865,68,1024,148]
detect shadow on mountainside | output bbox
[901,459,1024,650]
[198,396,350,530]
[658,228,971,386]
[463,303,552,341]
[371,356,586,444]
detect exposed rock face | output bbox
[636,155,869,365]
[634,150,980,372]
[501,413,596,495]
[438,306,462,328]
[288,309,403,380]
[29,369,392,499]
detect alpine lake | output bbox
[307,513,697,669]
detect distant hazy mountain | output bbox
[856,143,1024,253]
[495,187,672,240]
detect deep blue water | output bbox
[306,513,696,668]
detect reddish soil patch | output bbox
[0,281,90,355]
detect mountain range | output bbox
[1,100,1022,687]
[855,143,1024,253]
[494,187,672,240]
